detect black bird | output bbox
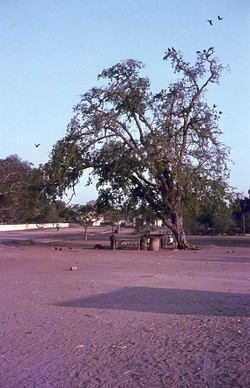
[207,19,213,26]
[54,247,58,250]
[219,111,223,114]
[95,244,104,249]
[218,15,223,20]
[196,51,201,54]
[206,48,213,58]
[172,47,176,52]
[69,247,72,250]
[35,143,40,148]
[213,104,217,108]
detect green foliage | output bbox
[65,201,98,240]
[232,191,250,233]
[0,155,40,222]
[0,155,67,223]
[44,135,87,200]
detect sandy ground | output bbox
[0,229,249,387]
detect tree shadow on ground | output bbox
[54,287,250,317]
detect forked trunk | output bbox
[173,228,190,249]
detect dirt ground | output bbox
[0,229,249,387]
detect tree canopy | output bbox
[0,155,66,224]
[0,155,42,223]
[45,48,231,248]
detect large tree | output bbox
[45,48,230,248]
[0,155,61,223]
[0,155,41,223]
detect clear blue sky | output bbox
[1,0,250,203]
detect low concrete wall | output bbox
[0,223,69,232]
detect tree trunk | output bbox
[173,227,189,249]
[171,212,191,249]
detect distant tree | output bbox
[0,155,65,224]
[232,191,250,234]
[0,155,43,223]
[96,195,128,230]
[45,49,230,248]
[67,201,97,240]
[43,200,69,224]
[189,180,234,234]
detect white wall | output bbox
[0,223,69,232]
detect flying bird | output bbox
[35,143,40,148]
[207,19,213,26]
[218,15,223,20]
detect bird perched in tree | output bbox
[219,111,223,114]
[207,19,213,25]
[172,47,176,52]
[35,143,40,148]
[218,15,223,20]
[213,104,217,108]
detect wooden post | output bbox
[149,237,161,251]
[140,236,148,250]
[110,235,116,250]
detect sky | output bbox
[1,0,250,204]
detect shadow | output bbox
[188,236,250,248]
[169,255,250,264]
[1,239,36,246]
[0,239,110,250]
[53,287,250,317]
[207,257,250,264]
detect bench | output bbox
[110,235,141,250]
[110,234,176,251]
